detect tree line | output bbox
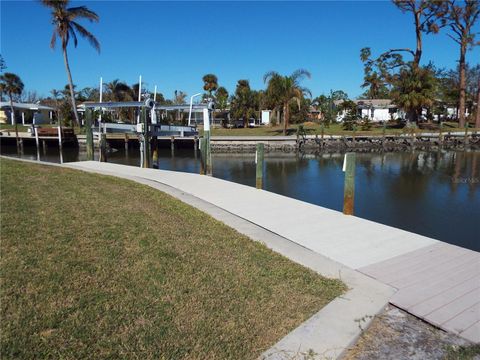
[1,0,479,137]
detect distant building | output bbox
[335,99,401,122]
[0,102,54,125]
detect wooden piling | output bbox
[124,133,129,151]
[57,125,63,152]
[85,108,94,161]
[199,137,206,175]
[256,143,264,189]
[205,131,212,176]
[99,133,107,162]
[141,107,151,168]
[34,126,40,161]
[152,136,159,168]
[343,152,356,216]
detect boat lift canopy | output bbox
[79,101,207,111]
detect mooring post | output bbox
[203,108,212,176]
[343,152,356,215]
[85,108,94,161]
[199,137,206,175]
[57,125,63,152]
[99,133,107,162]
[142,107,151,168]
[352,124,357,144]
[205,130,212,176]
[152,136,159,168]
[256,143,264,189]
[124,133,129,151]
[34,126,40,161]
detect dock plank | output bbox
[390,254,479,289]
[410,288,480,329]
[460,322,480,343]
[392,264,480,311]
[441,302,480,335]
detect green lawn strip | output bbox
[201,122,474,137]
[0,159,345,359]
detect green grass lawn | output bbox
[0,159,345,359]
[202,121,473,137]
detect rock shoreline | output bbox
[211,134,480,153]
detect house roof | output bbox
[354,99,396,108]
[0,101,54,111]
[333,99,397,109]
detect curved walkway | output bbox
[64,161,479,346]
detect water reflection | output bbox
[1,144,478,251]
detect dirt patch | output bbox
[344,305,479,360]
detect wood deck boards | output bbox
[360,243,480,343]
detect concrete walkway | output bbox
[65,161,480,345]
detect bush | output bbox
[361,116,372,131]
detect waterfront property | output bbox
[335,99,401,122]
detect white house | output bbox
[335,99,401,122]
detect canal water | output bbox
[2,144,479,252]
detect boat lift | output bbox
[81,99,209,167]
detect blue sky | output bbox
[1,0,479,100]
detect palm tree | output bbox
[390,65,436,123]
[50,89,63,126]
[230,80,255,127]
[362,72,389,99]
[106,79,131,102]
[42,0,100,126]
[173,90,187,105]
[215,87,229,110]
[173,90,187,122]
[263,69,311,135]
[0,72,24,149]
[202,74,218,97]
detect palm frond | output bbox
[298,86,312,98]
[291,69,311,82]
[50,29,57,49]
[68,6,99,22]
[71,21,100,52]
[68,25,78,48]
[263,71,279,84]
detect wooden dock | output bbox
[65,161,480,343]
[360,242,480,342]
